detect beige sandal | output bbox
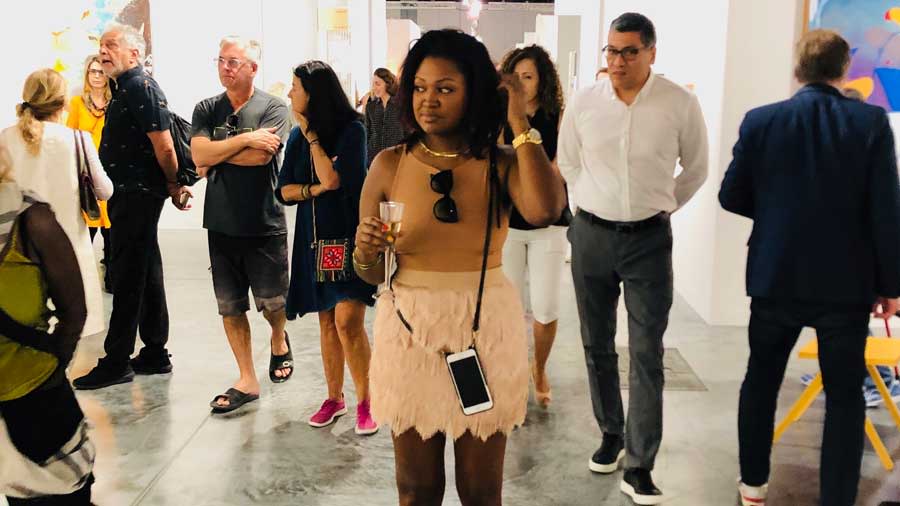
[532,363,552,408]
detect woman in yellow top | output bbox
[67,54,112,291]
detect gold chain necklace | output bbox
[418,140,469,158]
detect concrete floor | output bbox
[4,227,900,506]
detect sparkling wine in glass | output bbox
[385,220,402,245]
[379,201,404,288]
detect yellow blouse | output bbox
[66,95,105,149]
[66,95,111,228]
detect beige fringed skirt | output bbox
[370,268,528,441]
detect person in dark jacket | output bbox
[720,29,900,506]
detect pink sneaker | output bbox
[355,399,379,435]
[308,398,347,428]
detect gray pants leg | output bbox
[570,215,625,437]
[569,213,673,470]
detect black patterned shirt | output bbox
[364,95,405,166]
[99,65,172,197]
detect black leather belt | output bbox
[578,209,668,233]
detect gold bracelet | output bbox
[352,250,383,270]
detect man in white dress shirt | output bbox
[558,12,708,505]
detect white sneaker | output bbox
[738,479,767,506]
[889,379,900,403]
[864,385,884,408]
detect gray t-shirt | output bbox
[192,89,291,237]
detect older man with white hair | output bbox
[74,24,191,391]
[190,36,291,414]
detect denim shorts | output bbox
[208,231,289,316]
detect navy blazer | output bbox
[720,83,900,304]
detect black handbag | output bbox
[73,130,101,221]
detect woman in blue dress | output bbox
[277,61,378,435]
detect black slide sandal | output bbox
[269,332,294,383]
[210,388,259,414]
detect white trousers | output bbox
[501,226,568,324]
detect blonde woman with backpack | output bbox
[0,142,97,505]
[0,68,113,338]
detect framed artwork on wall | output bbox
[807,0,900,111]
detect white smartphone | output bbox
[446,348,494,416]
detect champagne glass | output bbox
[379,201,404,289]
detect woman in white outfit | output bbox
[500,45,570,407]
[0,68,112,337]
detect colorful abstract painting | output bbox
[810,0,900,111]
[47,0,151,85]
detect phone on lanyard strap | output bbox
[446,348,493,415]
[393,147,501,416]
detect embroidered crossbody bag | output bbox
[309,150,354,282]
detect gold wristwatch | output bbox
[512,127,543,149]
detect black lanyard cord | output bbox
[472,146,497,334]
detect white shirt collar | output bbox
[606,71,657,105]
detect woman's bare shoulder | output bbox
[370,144,404,178]
[366,144,406,198]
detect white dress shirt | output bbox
[558,73,709,222]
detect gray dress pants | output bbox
[569,211,673,470]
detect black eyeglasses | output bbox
[602,45,650,62]
[430,170,458,223]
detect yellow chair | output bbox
[773,337,900,470]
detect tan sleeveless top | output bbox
[390,148,509,273]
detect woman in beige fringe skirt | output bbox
[353,29,566,506]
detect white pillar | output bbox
[348,0,371,100]
[708,0,803,324]
[554,0,603,90]
[369,0,388,72]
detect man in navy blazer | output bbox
[720,30,900,506]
